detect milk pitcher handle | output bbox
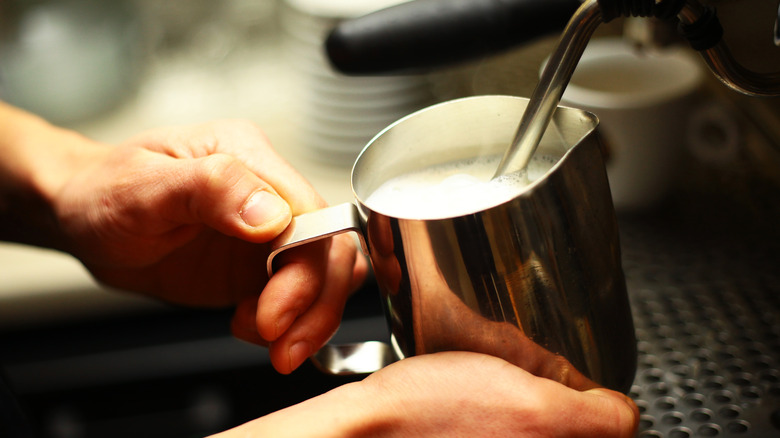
[266,203,397,375]
[266,202,369,277]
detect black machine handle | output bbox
[326,0,583,75]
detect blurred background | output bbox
[0,0,778,436]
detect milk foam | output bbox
[365,154,558,219]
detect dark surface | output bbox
[619,179,780,437]
[0,282,385,438]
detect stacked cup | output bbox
[280,0,434,166]
[557,38,704,212]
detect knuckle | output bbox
[194,154,248,194]
[212,118,269,140]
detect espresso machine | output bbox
[323,0,780,436]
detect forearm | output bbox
[0,101,107,249]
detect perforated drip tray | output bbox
[617,199,780,438]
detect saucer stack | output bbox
[280,0,434,166]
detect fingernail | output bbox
[289,341,313,371]
[274,310,297,340]
[241,190,290,228]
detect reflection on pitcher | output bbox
[372,216,598,391]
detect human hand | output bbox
[49,119,366,373]
[212,351,639,437]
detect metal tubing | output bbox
[679,0,780,96]
[494,0,603,177]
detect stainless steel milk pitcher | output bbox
[268,95,637,393]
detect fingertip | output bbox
[289,340,314,372]
[268,340,312,375]
[256,244,329,340]
[255,271,307,342]
[586,388,640,437]
[268,344,289,374]
[623,394,640,434]
[231,298,269,347]
[231,323,268,347]
[270,310,298,342]
[591,388,639,417]
[240,189,292,236]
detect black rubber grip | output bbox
[325,0,581,75]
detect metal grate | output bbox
[618,203,780,438]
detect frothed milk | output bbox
[365,154,559,219]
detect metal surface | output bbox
[620,202,780,437]
[495,0,780,177]
[311,341,395,375]
[267,202,367,276]
[678,0,780,97]
[270,95,637,393]
[495,0,602,177]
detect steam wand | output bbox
[494,0,780,178]
[678,0,780,96]
[493,0,602,178]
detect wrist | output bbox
[219,380,399,438]
[0,102,108,249]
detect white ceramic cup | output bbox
[556,38,704,211]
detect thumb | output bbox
[167,154,293,242]
[577,388,640,438]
